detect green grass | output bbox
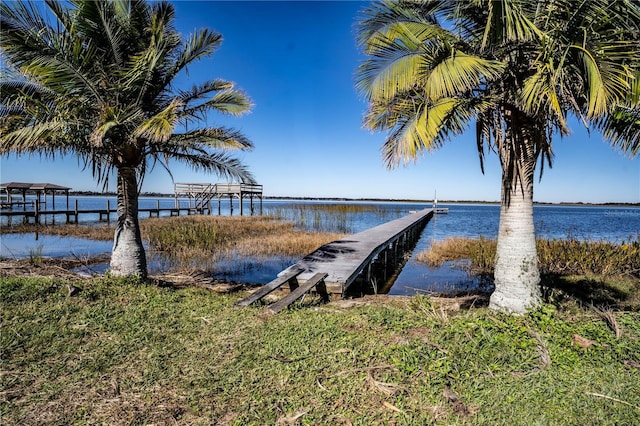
[2,276,639,425]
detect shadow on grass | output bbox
[541,273,639,310]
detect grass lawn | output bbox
[2,275,639,425]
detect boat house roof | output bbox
[0,182,71,192]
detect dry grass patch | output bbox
[417,236,639,278]
[237,230,345,258]
[142,215,344,265]
[0,256,110,279]
[416,237,482,267]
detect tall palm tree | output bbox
[0,0,255,279]
[356,0,640,313]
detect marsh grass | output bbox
[265,202,403,233]
[27,244,44,266]
[418,237,640,278]
[2,276,639,425]
[141,215,344,267]
[1,216,344,270]
[417,237,640,309]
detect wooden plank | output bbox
[236,266,304,307]
[279,208,433,293]
[267,272,328,314]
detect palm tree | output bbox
[0,0,255,279]
[356,0,640,313]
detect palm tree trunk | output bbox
[490,168,541,314]
[110,166,147,279]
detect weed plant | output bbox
[141,215,344,267]
[27,245,44,265]
[417,237,640,309]
[418,236,640,278]
[2,276,639,425]
[1,216,344,270]
[265,203,403,233]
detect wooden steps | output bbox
[236,268,328,313]
[267,273,328,314]
[235,266,304,307]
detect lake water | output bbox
[2,197,638,295]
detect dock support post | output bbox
[34,199,39,225]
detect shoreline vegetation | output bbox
[0,216,345,268]
[2,211,640,424]
[417,237,640,311]
[2,214,638,309]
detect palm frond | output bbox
[488,0,542,45]
[596,73,640,157]
[573,45,629,119]
[356,0,444,48]
[150,148,256,184]
[425,51,505,101]
[598,107,640,157]
[193,89,253,116]
[166,127,254,151]
[520,62,568,132]
[177,79,234,104]
[174,28,223,72]
[134,99,182,144]
[377,97,458,167]
[365,20,450,54]
[0,120,68,153]
[357,45,429,102]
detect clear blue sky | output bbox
[1,0,638,203]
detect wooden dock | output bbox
[2,182,264,224]
[174,182,263,216]
[237,208,434,311]
[1,198,193,224]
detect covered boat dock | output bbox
[0,182,71,210]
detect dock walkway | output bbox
[237,208,433,310]
[174,182,263,215]
[1,199,191,224]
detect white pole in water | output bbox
[433,190,437,209]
